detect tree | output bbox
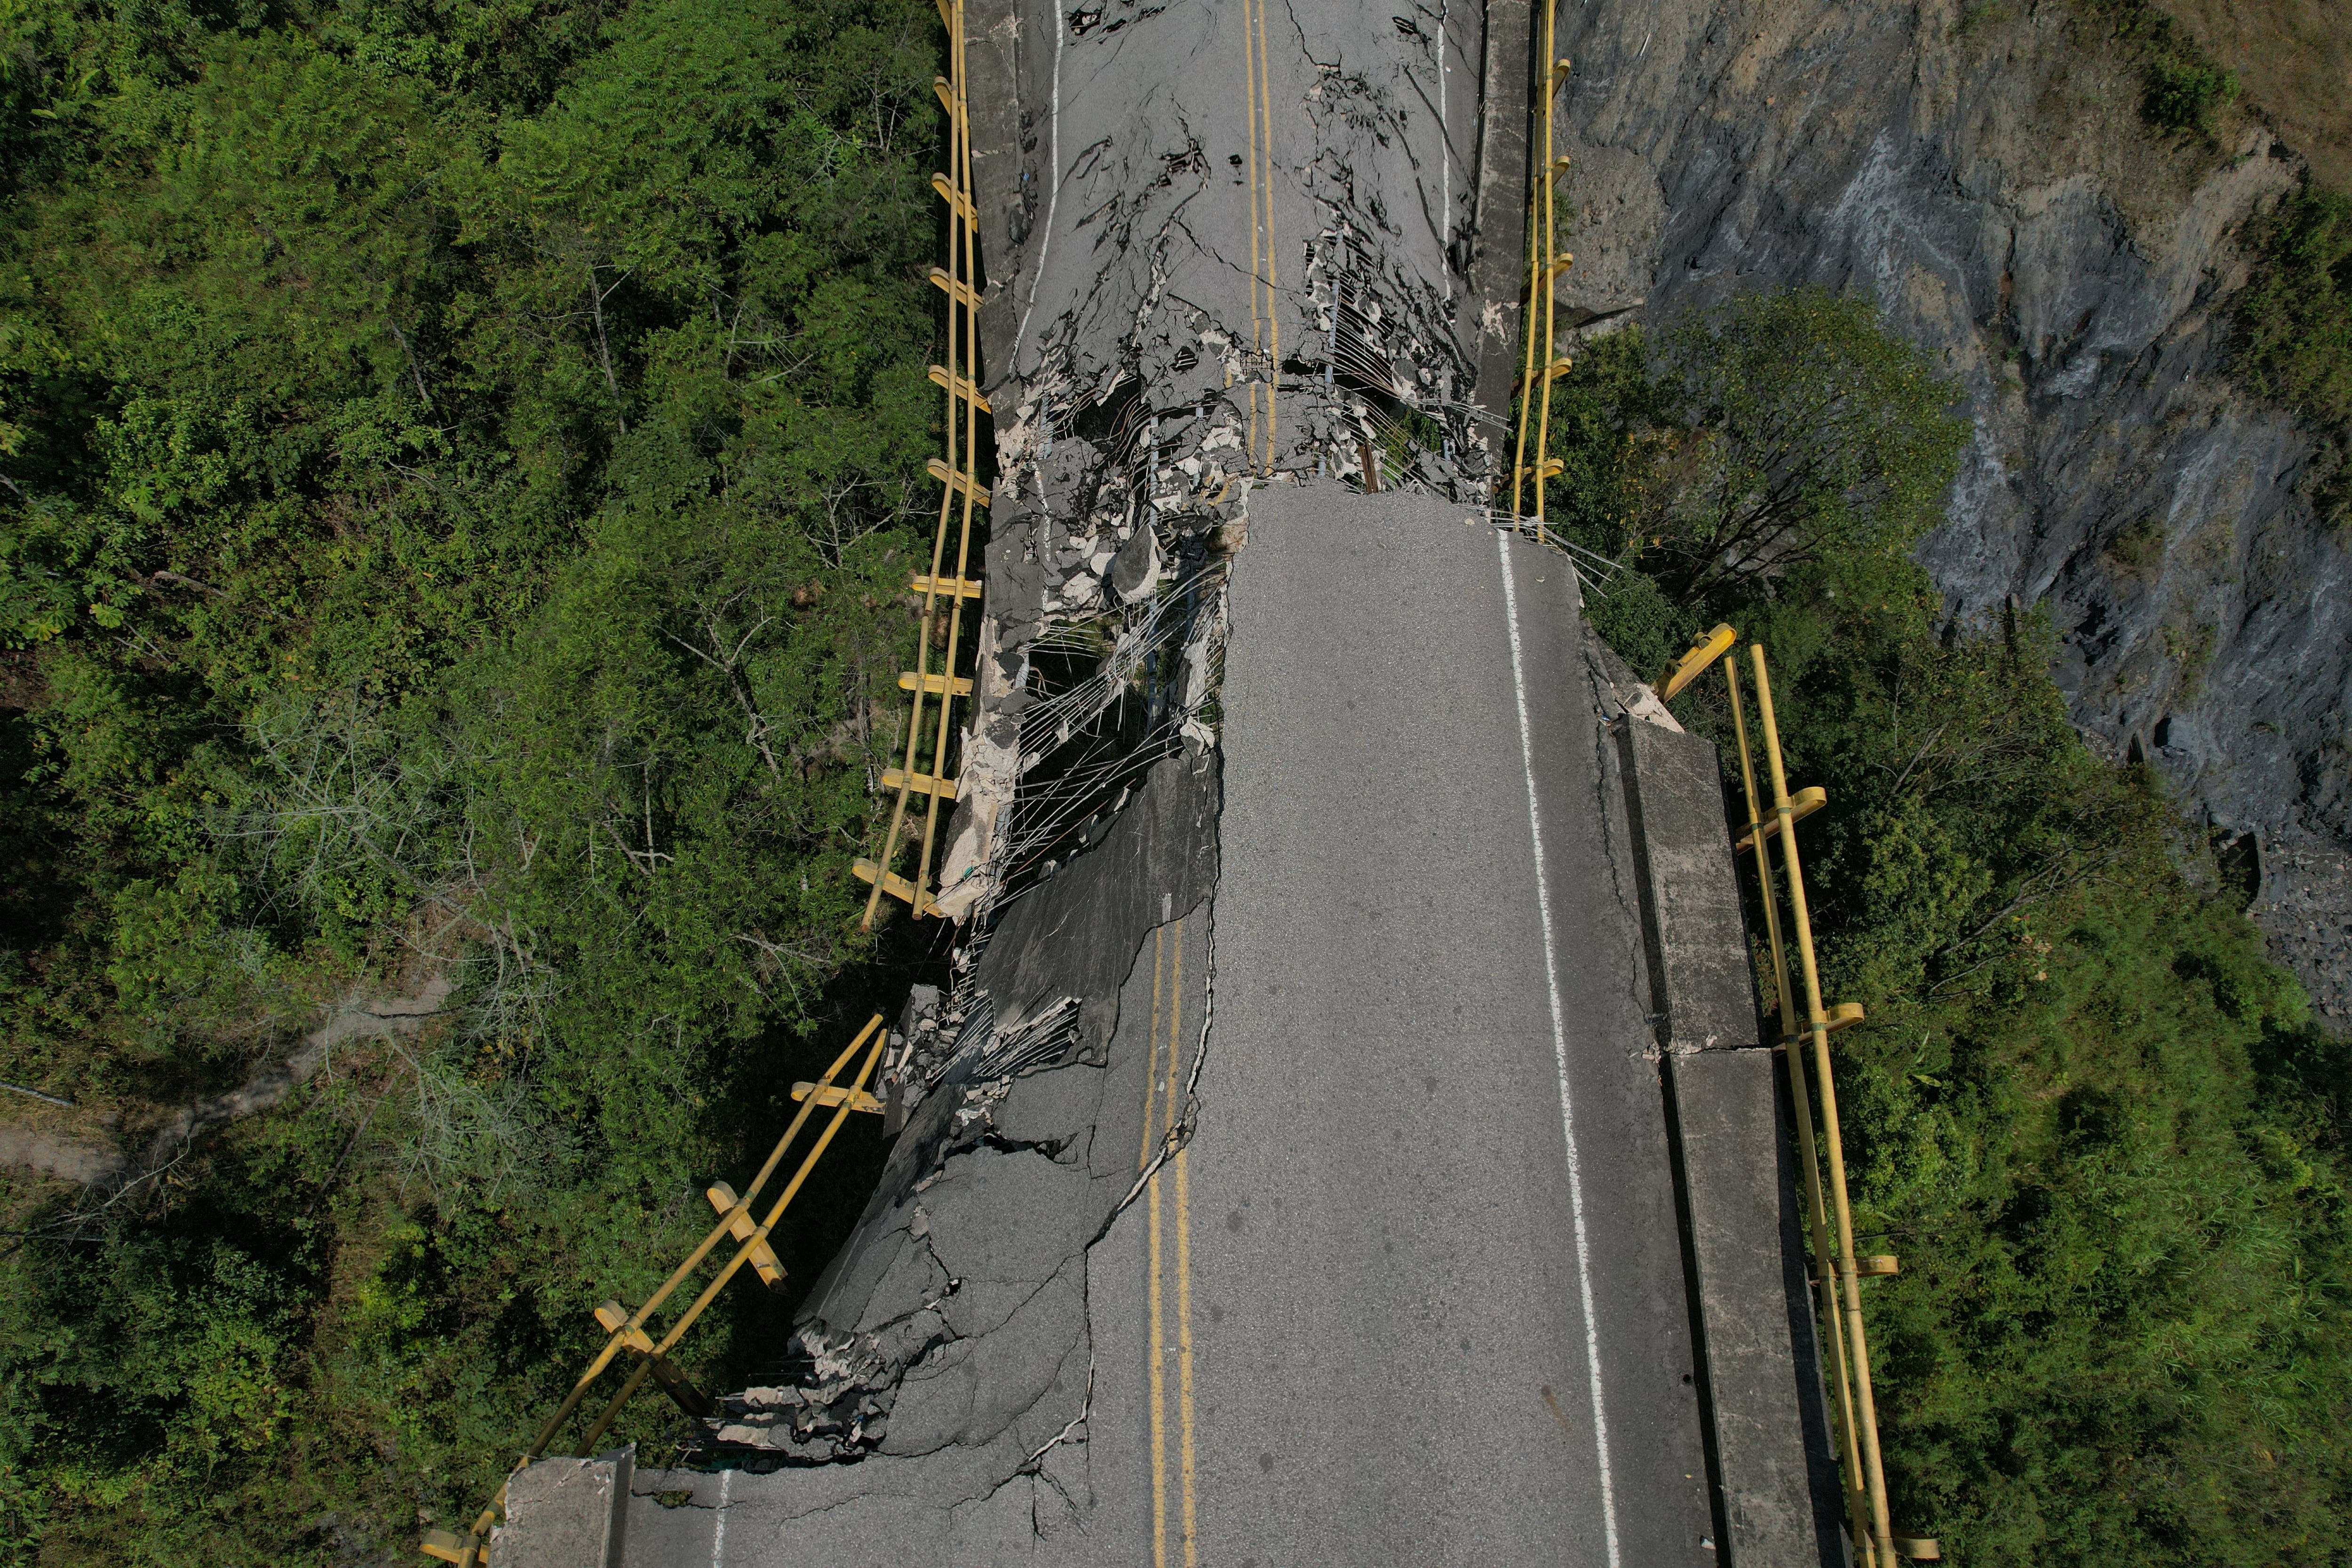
[1546,287,2352,1568]
[0,0,949,1555]
[1557,288,1968,599]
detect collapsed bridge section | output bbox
[466,5,1859,1566]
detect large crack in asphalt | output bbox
[669,750,1218,1553]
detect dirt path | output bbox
[0,971,454,1188]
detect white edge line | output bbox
[1011,0,1066,366]
[1496,529,1623,1568]
[711,1467,733,1566]
[1438,0,1450,302]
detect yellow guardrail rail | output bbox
[1508,11,1573,521]
[418,1015,890,1566]
[1668,630,1939,1566]
[859,0,987,929]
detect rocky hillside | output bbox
[1552,0,2352,1024]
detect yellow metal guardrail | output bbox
[1509,16,1573,519]
[1659,622,1736,702]
[1668,630,1940,1566]
[418,1015,890,1566]
[1498,22,1928,1552]
[858,0,987,929]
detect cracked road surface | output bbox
[618,488,1716,1567]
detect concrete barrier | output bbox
[1616,713,1849,1568]
[487,1448,631,1568]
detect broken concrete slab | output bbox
[489,1449,630,1568]
[936,0,1517,918]
[611,894,1210,1563]
[972,753,1218,1070]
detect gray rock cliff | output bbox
[1552,0,2352,1021]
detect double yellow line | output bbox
[1239,0,1279,475]
[1140,916,1200,1568]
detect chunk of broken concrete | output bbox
[486,1447,631,1568]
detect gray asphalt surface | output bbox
[1176,484,1715,1567]
[615,487,1720,1568]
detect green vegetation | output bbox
[2086,0,2243,136]
[2240,183,2352,428]
[0,0,946,1558]
[1544,292,2352,1565]
[2237,181,2352,526]
[2141,53,2241,135]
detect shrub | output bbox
[2143,57,2241,134]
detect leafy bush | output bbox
[2142,56,2241,134]
[1547,292,2352,1566]
[2237,181,2352,525]
[0,0,947,1555]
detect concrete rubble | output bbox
[929,0,1527,922]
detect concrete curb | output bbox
[488,1448,631,1568]
[1614,715,1849,1568]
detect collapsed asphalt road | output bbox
[486,2,1833,1562]
[607,489,1718,1567]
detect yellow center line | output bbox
[1143,923,1169,1568]
[1141,915,1199,1564]
[1240,0,1263,467]
[1141,923,1167,1173]
[1253,0,1278,474]
[1168,923,1199,1568]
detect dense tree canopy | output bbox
[0,0,946,1555]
